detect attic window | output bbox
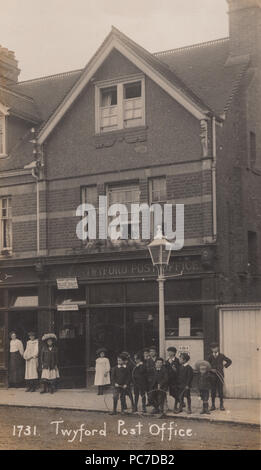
[0,114,6,157]
[96,77,145,134]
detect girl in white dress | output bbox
[94,348,110,395]
[24,331,39,392]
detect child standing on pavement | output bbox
[132,353,148,413]
[207,342,232,411]
[110,354,135,415]
[195,360,212,414]
[94,347,110,395]
[175,352,194,414]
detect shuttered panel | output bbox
[219,306,261,398]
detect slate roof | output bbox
[6,30,249,129]
[154,37,249,116]
[0,86,41,123]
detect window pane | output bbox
[101,86,117,106]
[150,177,167,203]
[124,81,141,99]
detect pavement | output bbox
[0,387,260,427]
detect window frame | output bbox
[95,75,145,134]
[107,182,141,239]
[0,197,12,252]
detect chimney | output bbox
[0,45,20,87]
[227,0,261,64]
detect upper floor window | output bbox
[0,197,12,251]
[0,115,6,157]
[107,183,140,238]
[149,177,167,204]
[95,77,145,134]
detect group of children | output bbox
[94,343,232,417]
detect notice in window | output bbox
[179,317,191,337]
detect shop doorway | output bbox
[55,309,86,388]
[8,310,38,349]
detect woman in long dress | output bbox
[94,347,110,395]
[9,331,24,387]
[40,333,59,394]
[24,331,39,392]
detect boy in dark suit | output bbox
[110,354,135,415]
[146,345,158,406]
[149,357,168,418]
[132,353,148,413]
[207,342,232,411]
[195,360,212,414]
[165,346,180,412]
[175,352,194,414]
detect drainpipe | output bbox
[212,117,217,241]
[31,167,40,255]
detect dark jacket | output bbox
[165,357,180,384]
[198,372,212,391]
[132,362,147,390]
[145,357,157,385]
[111,365,132,387]
[149,366,169,391]
[207,353,232,377]
[177,364,194,389]
[41,344,58,370]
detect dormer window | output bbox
[95,76,145,134]
[0,114,6,157]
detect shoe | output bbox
[187,408,192,414]
[40,389,47,394]
[109,411,117,415]
[220,405,225,411]
[158,413,166,419]
[25,388,31,392]
[151,408,159,414]
[200,408,205,414]
[210,405,216,411]
[142,407,147,413]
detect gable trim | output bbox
[37,36,208,144]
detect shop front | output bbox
[0,250,216,388]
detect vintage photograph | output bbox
[0,0,260,453]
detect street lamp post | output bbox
[148,226,171,359]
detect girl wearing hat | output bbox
[9,331,24,387]
[40,333,59,394]
[24,331,39,392]
[94,348,110,395]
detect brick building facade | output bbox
[0,0,260,390]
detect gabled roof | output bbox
[8,28,249,143]
[13,27,213,144]
[0,86,41,123]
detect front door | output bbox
[219,305,261,398]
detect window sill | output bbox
[166,336,204,340]
[94,125,148,149]
[0,154,8,159]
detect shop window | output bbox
[0,114,6,157]
[166,307,203,338]
[96,77,145,133]
[126,282,158,303]
[8,288,38,307]
[0,197,12,252]
[89,283,124,304]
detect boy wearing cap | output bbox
[146,345,158,406]
[175,352,194,414]
[165,346,180,412]
[207,342,232,411]
[110,354,135,415]
[132,353,148,413]
[149,357,168,418]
